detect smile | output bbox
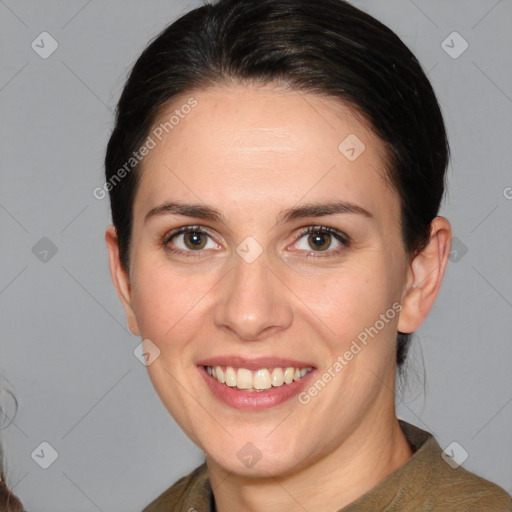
[199,364,317,411]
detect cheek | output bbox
[130,263,214,345]
[304,260,388,315]
[298,259,400,352]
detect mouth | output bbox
[197,362,317,410]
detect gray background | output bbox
[0,0,511,510]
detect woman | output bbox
[104,0,512,510]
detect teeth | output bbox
[205,365,313,391]
[283,367,294,384]
[236,368,253,390]
[254,369,272,390]
[225,366,237,387]
[271,368,284,387]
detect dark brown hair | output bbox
[104,0,449,367]
[0,389,25,511]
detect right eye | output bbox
[162,225,222,257]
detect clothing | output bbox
[141,420,512,511]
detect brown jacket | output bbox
[142,420,512,511]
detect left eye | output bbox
[293,227,348,253]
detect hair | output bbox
[0,387,25,512]
[104,0,449,367]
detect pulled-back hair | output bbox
[105,0,449,366]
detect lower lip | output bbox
[198,365,317,411]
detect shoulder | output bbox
[431,454,512,510]
[141,461,210,512]
[394,421,512,511]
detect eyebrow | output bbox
[277,201,373,223]
[144,200,373,225]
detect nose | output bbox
[213,246,293,341]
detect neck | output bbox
[207,405,414,512]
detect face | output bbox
[107,84,447,477]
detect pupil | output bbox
[190,233,201,244]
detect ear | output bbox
[397,217,452,333]
[105,225,140,336]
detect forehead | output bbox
[134,84,398,225]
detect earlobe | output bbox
[105,225,141,336]
[397,217,452,334]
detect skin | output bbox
[106,83,451,512]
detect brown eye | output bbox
[307,232,332,251]
[163,226,221,257]
[293,226,350,256]
[184,231,207,250]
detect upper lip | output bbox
[196,356,316,371]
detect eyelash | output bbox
[161,225,351,259]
